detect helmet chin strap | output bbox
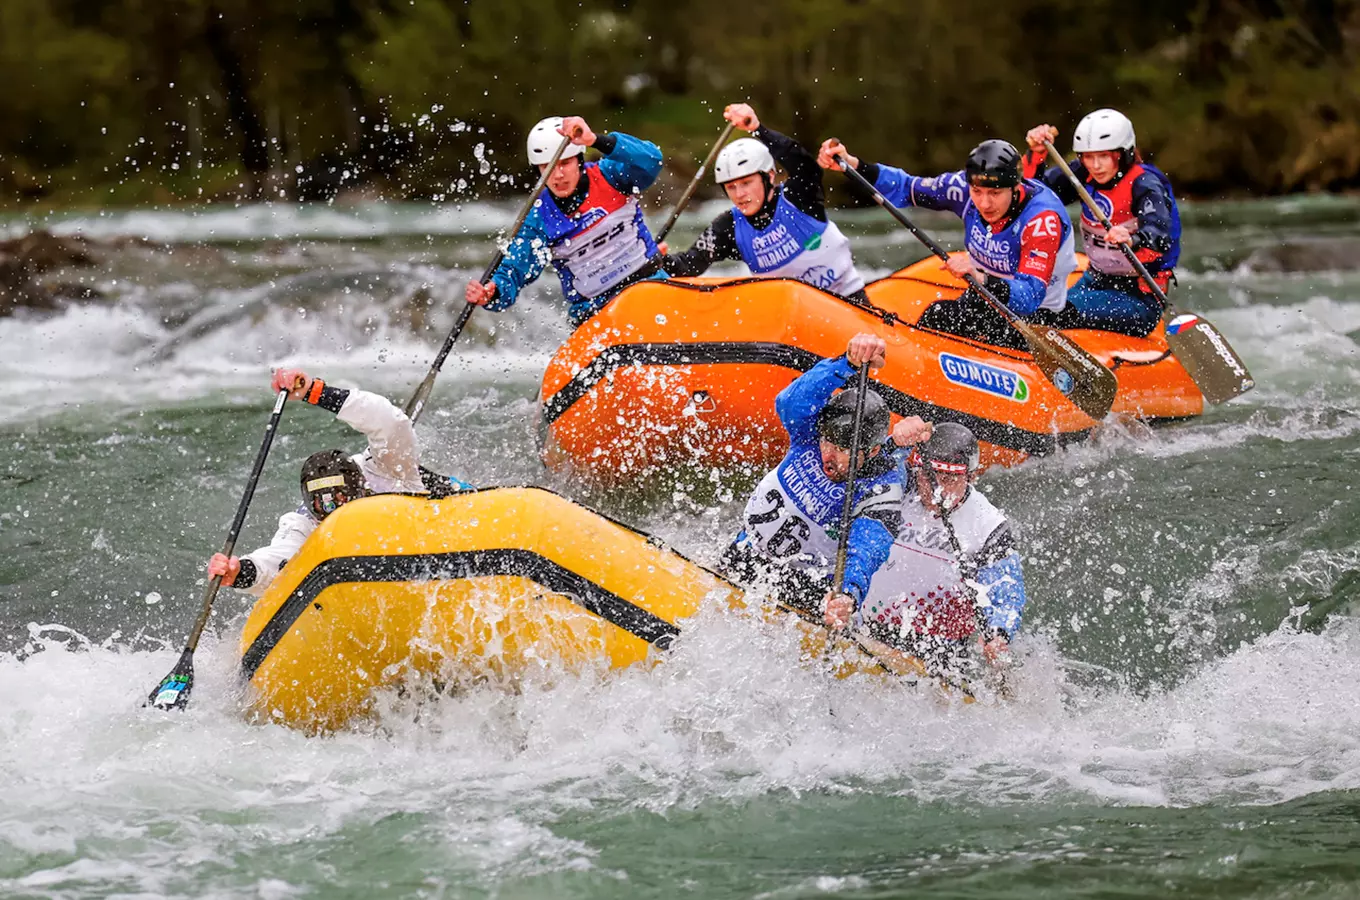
[1004,185,1024,222]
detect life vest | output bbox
[1079,163,1182,275]
[740,445,901,580]
[536,164,659,300]
[962,178,1078,312]
[860,487,1007,641]
[732,189,866,296]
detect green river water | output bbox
[1,196,1359,898]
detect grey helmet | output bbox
[911,422,980,475]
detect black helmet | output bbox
[818,388,890,450]
[910,422,980,475]
[965,140,1022,188]
[300,449,367,520]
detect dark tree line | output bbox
[3,0,1358,205]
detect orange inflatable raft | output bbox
[538,253,1203,485]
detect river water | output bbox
[2,196,1359,898]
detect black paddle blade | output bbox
[1162,309,1255,404]
[146,648,195,711]
[1012,320,1119,420]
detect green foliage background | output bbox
[4,0,1358,205]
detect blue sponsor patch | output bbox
[939,353,1029,402]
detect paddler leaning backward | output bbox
[206,369,472,596]
[462,115,668,327]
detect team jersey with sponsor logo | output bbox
[730,189,866,296]
[1073,163,1181,276]
[1027,154,1182,278]
[536,166,657,300]
[868,166,1077,314]
[733,356,902,604]
[487,132,664,325]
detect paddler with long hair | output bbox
[720,333,903,631]
[463,115,668,327]
[659,103,869,302]
[1022,109,1182,337]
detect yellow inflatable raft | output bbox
[237,487,966,732]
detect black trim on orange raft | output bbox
[239,548,681,681]
[538,341,1089,456]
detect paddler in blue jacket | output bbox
[818,137,1078,350]
[464,115,668,327]
[660,103,869,302]
[720,333,903,631]
[1022,109,1182,337]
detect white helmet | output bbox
[526,116,586,166]
[1072,108,1136,153]
[714,138,775,184]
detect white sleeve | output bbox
[335,389,424,491]
[240,509,316,597]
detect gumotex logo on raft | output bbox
[938,354,1029,402]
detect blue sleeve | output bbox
[487,207,550,309]
[1130,171,1173,254]
[842,516,894,605]
[596,132,663,194]
[1007,272,1048,316]
[976,551,1026,636]
[872,165,969,218]
[774,355,856,444]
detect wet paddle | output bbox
[146,388,290,711]
[823,359,875,657]
[1040,140,1254,404]
[403,133,574,424]
[830,362,873,605]
[836,155,1118,421]
[654,122,736,243]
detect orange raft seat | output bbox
[538,253,1203,485]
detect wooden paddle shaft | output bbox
[655,121,736,243]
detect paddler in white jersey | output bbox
[205,368,471,596]
[860,420,1028,675]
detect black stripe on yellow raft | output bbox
[239,548,682,681]
[538,340,1090,456]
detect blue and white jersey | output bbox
[486,132,665,326]
[871,166,1078,315]
[735,356,902,604]
[732,189,865,296]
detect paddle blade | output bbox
[1012,321,1119,420]
[146,648,195,711]
[403,371,437,421]
[1162,309,1255,404]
